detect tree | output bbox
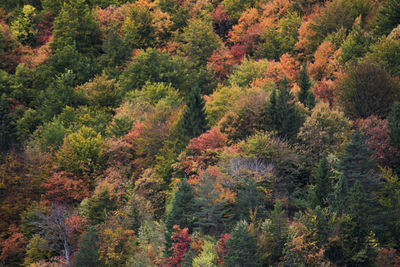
[333,130,380,214]
[234,179,264,222]
[167,225,191,266]
[267,78,305,140]
[312,153,332,207]
[165,179,196,255]
[10,5,37,45]
[0,225,27,266]
[224,221,260,267]
[86,189,117,225]
[337,60,400,119]
[182,86,209,140]
[388,102,400,151]
[373,0,400,36]
[74,227,100,267]
[194,171,229,237]
[298,63,315,109]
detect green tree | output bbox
[312,153,332,208]
[267,79,305,140]
[52,0,102,56]
[165,179,196,255]
[388,102,400,151]
[74,227,100,267]
[194,172,229,237]
[373,0,400,36]
[182,86,208,139]
[10,5,37,45]
[224,221,260,267]
[298,63,315,109]
[234,179,264,222]
[86,189,117,225]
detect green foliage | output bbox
[224,220,260,266]
[372,0,400,36]
[74,227,100,267]
[298,63,315,109]
[367,36,400,77]
[181,18,222,67]
[223,0,257,22]
[234,179,265,222]
[337,60,400,119]
[312,153,332,208]
[10,5,37,45]
[192,239,218,267]
[24,234,51,265]
[165,179,196,254]
[267,79,305,140]
[86,189,117,225]
[52,0,102,56]
[194,172,229,236]
[388,102,400,151]
[228,58,269,88]
[182,86,208,139]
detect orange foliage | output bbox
[41,171,90,206]
[95,4,127,34]
[312,78,336,107]
[216,233,231,266]
[308,41,340,81]
[377,248,400,267]
[0,225,27,263]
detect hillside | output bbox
[1,0,400,266]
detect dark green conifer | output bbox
[388,102,400,151]
[74,227,100,267]
[312,153,331,208]
[182,86,208,139]
[224,221,261,267]
[298,63,315,109]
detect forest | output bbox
[0,0,400,266]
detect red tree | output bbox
[167,225,191,266]
[216,233,231,266]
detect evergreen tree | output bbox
[234,179,264,222]
[388,102,400,151]
[267,78,305,140]
[194,172,229,236]
[164,178,196,256]
[87,189,117,225]
[270,201,286,261]
[333,130,380,215]
[224,221,261,267]
[312,153,331,208]
[182,86,209,139]
[298,63,315,109]
[74,227,100,267]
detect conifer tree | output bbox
[333,130,379,213]
[312,153,331,208]
[267,78,304,140]
[164,179,196,256]
[388,102,400,151]
[224,221,261,267]
[74,227,100,267]
[298,63,315,109]
[87,189,117,225]
[270,201,287,261]
[194,172,229,236]
[234,179,264,221]
[182,86,209,139]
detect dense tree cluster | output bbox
[1,0,400,266]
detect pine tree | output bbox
[74,227,100,267]
[182,86,209,139]
[194,172,229,236]
[312,153,331,208]
[164,179,196,256]
[267,78,305,140]
[388,102,400,151]
[224,221,261,267]
[87,189,117,225]
[270,201,287,261]
[333,130,380,213]
[234,179,264,222]
[298,63,315,109]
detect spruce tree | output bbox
[164,178,196,255]
[182,86,208,139]
[224,221,261,267]
[270,201,286,261]
[194,172,229,236]
[333,130,380,213]
[234,179,264,221]
[87,189,117,225]
[298,63,315,109]
[388,102,400,150]
[267,78,304,140]
[312,153,331,208]
[74,227,100,267]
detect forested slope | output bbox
[1,0,400,266]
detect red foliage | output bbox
[0,225,27,263]
[180,127,227,178]
[355,116,400,168]
[216,233,231,266]
[95,5,126,34]
[168,225,191,266]
[36,12,53,46]
[211,4,232,39]
[312,78,336,108]
[41,171,90,206]
[207,47,237,80]
[377,248,400,267]
[65,213,87,236]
